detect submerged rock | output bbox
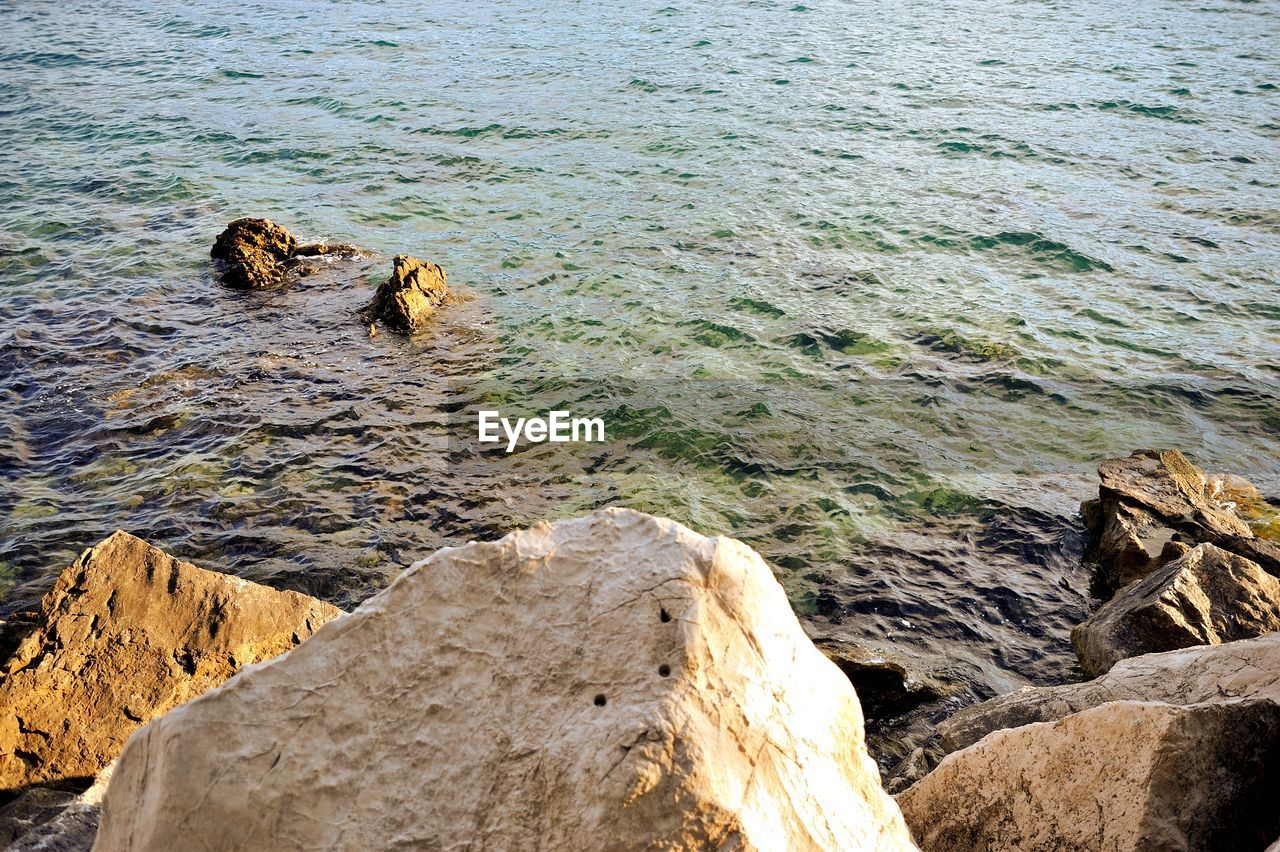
[365,254,449,333]
[937,632,1280,753]
[813,639,944,721]
[898,699,1280,852]
[210,217,298,289]
[95,509,915,851]
[1071,543,1280,676]
[0,531,343,791]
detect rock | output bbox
[898,699,1280,852]
[813,639,943,720]
[938,632,1280,753]
[294,242,363,257]
[5,766,111,852]
[1084,450,1276,596]
[210,217,298,288]
[365,254,449,333]
[1084,497,1190,593]
[0,531,343,791]
[1098,449,1252,538]
[1071,543,1280,676]
[95,509,915,851]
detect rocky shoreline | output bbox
[0,218,1277,850]
[0,445,1276,849]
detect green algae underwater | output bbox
[1,0,1277,764]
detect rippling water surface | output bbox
[2,0,1278,761]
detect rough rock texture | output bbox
[210,217,298,288]
[1083,450,1279,596]
[812,638,943,721]
[938,632,1280,753]
[294,241,363,257]
[898,699,1280,852]
[0,531,343,791]
[365,254,449,333]
[95,509,915,851]
[1072,543,1280,676]
[5,766,110,852]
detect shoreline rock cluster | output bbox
[892,449,1280,851]
[210,217,451,334]
[0,453,1276,850]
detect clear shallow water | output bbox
[2,0,1278,760]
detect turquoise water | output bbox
[2,0,1278,757]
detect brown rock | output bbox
[1072,543,1280,676]
[365,254,449,333]
[897,699,1280,852]
[294,242,363,257]
[937,632,1280,753]
[814,639,943,720]
[1083,450,1275,597]
[94,509,916,851]
[210,217,298,289]
[1098,449,1252,538]
[0,531,343,791]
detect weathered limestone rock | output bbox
[898,699,1280,852]
[365,254,449,333]
[95,509,916,851]
[210,217,298,288]
[1083,450,1278,596]
[938,632,1280,753]
[1072,543,1280,676]
[0,531,343,791]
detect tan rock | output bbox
[898,699,1280,852]
[0,531,343,790]
[365,254,449,333]
[1072,543,1280,676]
[938,632,1280,753]
[95,509,915,851]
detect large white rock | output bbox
[95,508,915,851]
[898,700,1280,852]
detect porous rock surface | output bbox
[898,699,1280,852]
[1082,449,1278,594]
[95,508,916,851]
[365,254,449,333]
[0,531,343,791]
[938,632,1280,753]
[210,217,298,288]
[1071,543,1280,676]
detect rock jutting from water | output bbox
[364,254,450,333]
[936,632,1280,753]
[0,530,344,793]
[1071,542,1280,676]
[1081,449,1279,596]
[94,509,917,851]
[897,699,1280,852]
[210,218,364,289]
